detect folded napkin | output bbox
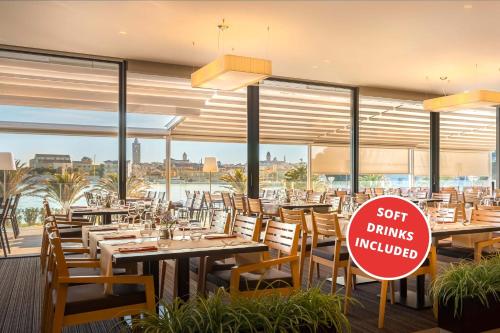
[117,245,158,253]
[204,234,237,240]
[103,234,136,240]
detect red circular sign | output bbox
[346,196,431,280]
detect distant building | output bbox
[103,160,131,176]
[132,138,141,164]
[182,152,188,161]
[266,151,271,162]
[72,156,99,175]
[29,154,71,170]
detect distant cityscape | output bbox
[27,138,305,184]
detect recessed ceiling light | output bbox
[118,31,127,35]
[312,65,319,69]
[464,4,472,9]
[323,59,331,64]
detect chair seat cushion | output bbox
[58,227,82,238]
[207,268,293,291]
[55,283,146,315]
[311,245,349,261]
[189,257,236,273]
[299,237,336,252]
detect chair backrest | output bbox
[355,193,370,204]
[48,232,69,277]
[0,197,12,223]
[463,191,481,206]
[336,190,347,198]
[263,189,276,200]
[312,211,342,237]
[232,194,247,213]
[263,220,300,256]
[374,188,384,196]
[471,208,500,224]
[42,198,53,218]
[8,193,21,215]
[477,205,500,211]
[232,214,261,242]
[427,207,457,223]
[441,189,458,204]
[221,192,232,211]
[192,192,205,210]
[325,195,341,213]
[431,192,451,203]
[185,191,195,209]
[447,203,465,222]
[246,198,263,216]
[280,208,308,234]
[203,192,212,207]
[306,191,324,203]
[416,191,428,199]
[210,210,231,234]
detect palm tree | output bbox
[220,168,247,194]
[43,171,90,213]
[284,164,307,189]
[0,160,40,198]
[97,173,148,198]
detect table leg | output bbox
[103,213,112,225]
[175,257,190,302]
[143,260,160,307]
[394,276,431,309]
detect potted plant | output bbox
[431,254,500,333]
[128,287,351,332]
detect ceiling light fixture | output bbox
[423,90,500,112]
[464,4,473,9]
[191,19,272,91]
[118,31,127,35]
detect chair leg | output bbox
[197,256,207,296]
[0,229,7,257]
[344,264,353,314]
[378,280,388,329]
[159,260,167,300]
[316,263,321,279]
[331,265,339,294]
[307,256,315,288]
[3,227,10,253]
[389,281,395,304]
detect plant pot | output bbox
[438,293,500,333]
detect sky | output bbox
[0,105,307,164]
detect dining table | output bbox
[71,207,129,225]
[96,230,268,305]
[394,221,500,310]
[261,201,332,216]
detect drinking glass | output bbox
[118,215,129,230]
[178,218,189,241]
[140,221,153,238]
[157,227,172,249]
[464,203,473,225]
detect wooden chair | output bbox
[262,189,276,200]
[280,208,335,284]
[221,192,233,213]
[196,214,261,296]
[431,192,451,204]
[210,210,232,234]
[207,220,301,297]
[5,193,21,238]
[373,188,384,196]
[355,193,370,204]
[247,198,264,218]
[232,194,247,216]
[308,212,349,293]
[468,209,500,262]
[344,245,437,328]
[190,192,206,222]
[0,196,12,256]
[306,191,325,203]
[335,190,347,198]
[441,189,459,204]
[44,232,154,333]
[325,196,342,213]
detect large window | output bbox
[0,50,118,224]
[439,108,496,191]
[260,80,353,193]
[359,96,430,192]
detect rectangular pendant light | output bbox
[191,55,272,91]
[423,90,500,112]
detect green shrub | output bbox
[128,287,351,333]
[20,208,42,225]
[431,253,500,317]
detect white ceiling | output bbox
[0,1,500,94]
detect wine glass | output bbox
[178,218,190,241]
